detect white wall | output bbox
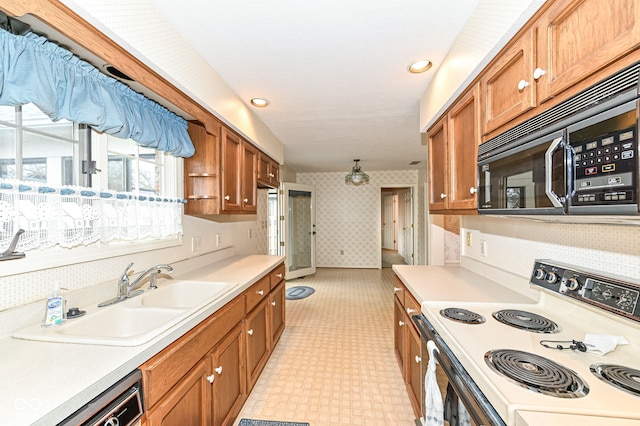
[461,215,640,282]
[296,170,420,268]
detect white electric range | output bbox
[397,260,640,426]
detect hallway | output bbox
[234,268,416,425]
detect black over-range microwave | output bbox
[478,62,640,216]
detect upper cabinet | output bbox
[428,85,480,213]
[481,0,640,137]
[257,152,280,189]
[185,121,277,217]
[536,0,640,103]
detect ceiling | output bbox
[149,0,481,173]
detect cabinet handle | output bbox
[276,273,283,278]
[214,366,223,375]
[398,320,405,327]
[440,193,447,199]
[272,301,276,306]
[243,198,249,203]
[517,79,530,91]
[415,355,422,364]
[393,286,401,292]
[257,290,264,296]
[533,67,546,80]
[268,173,275,178]
[224,195,230,201]
[407,308,417,314]
[206,374,215,383]
[248,329,254,336]
[469,187,477,195]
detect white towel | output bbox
[424,340,444,426]
[457,398,471,426]
[584,334,629,355]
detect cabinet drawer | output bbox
[393,276,405,306]
[404,291,421,319]
[246,275,270,312]
[269,263,285,290]
[140,296,244,409]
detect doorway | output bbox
[281,182,316,280]
[381,187,414,267]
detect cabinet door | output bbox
[185,122,220,216]
[145,360,210,426]
[406,320,423,419]
[257,153,271,185]
[211,326,245,426]
[269,280,286,347]
[269,159,280,187]
[393,295,406,373]
[220,127,242,212]
[427,116,448,211]
[245,298,270,392]
[537,0,640,103]
[447,85,480,210]
[481,28,536,135]
[241,141,258,212]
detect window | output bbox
[0,103,177,197]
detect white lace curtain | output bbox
[0,179,184,251]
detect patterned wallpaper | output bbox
[297,170,420,268]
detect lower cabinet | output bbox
[141,262,285,426]
[210,326,245,426]
[145,360,210,426]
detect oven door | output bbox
[478,129,567,215]
[413,315,505,426]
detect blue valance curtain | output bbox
[0,26,195,157]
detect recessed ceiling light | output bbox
[408,60,432,74]
[250,98,270,107]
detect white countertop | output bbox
[1,254,283,426]
[392,264,538,305]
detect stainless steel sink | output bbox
[13,280,238,346]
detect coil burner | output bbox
[485,349,589,398]
[439,307,486,324]
[590,364,640,398]
[492,309,560,333]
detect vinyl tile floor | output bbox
[234,268,417,426]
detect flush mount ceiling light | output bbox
[250,98,270,107]
[408,59,432,74]
[345,159,370,186]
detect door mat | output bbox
[285,286,315,300]
[238,420,310,426]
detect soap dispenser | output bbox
[42,280,67,327]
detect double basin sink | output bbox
[13,280,238,346]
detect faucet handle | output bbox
[119,262,134,284]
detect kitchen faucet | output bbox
[98,262,173,307]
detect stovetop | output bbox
[420,260,640,425]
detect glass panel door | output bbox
[282,183,316,280]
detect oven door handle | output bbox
[431,334,506,426]
[545,136,565,208]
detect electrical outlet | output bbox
[466,231,473,247]
[191,236,202,252]
[215,233,222,247]
[248,228,252,239]
[480,240,488,257]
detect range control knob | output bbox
[546,272,558,284]
[566,277,580,291]
[534,268,546,280]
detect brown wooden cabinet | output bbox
[481,29,536,135]
[209,326,245,426]
[257,152,280,189]
[184,122,221,216]
[393,276,422,418]
[145,360,210,426]
[142,262,286,426]
[428,84,480,213]
[481,0,640,137]
[220,127,257,213]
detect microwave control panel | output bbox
[530,260,640,321]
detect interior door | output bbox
[281,183,316,280]
[382,194,395,250]
[402,189,414,265]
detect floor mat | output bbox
[285,286,315,300]
[238,419,310,426]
